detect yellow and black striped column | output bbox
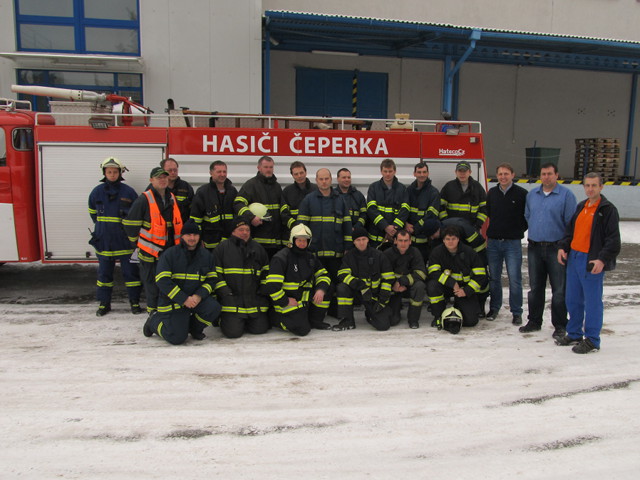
[352,69,358,118]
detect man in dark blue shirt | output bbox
[485,163,528,325]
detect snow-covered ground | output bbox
[1,224,640,479]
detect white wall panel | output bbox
[0,203,19,262]
[39,145,164,261]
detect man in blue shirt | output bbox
[522,163,577,339]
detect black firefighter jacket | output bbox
[384,245,427,288]
[427,243,487,296]
[338,246,395,301]
[265,247,331,314]
[407,178,441,243]
[439,177,487,229]
[155,241,217,313]
[234,173,283,249]
[213,235,270,316]
[338,185,367,228]
[297,187,353,258]
[366,177,410,243]
[280,179,317,231]
[190,178,238,249]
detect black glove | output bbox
[360,287,373,303]
[378,290,391,304]
[373,301,385,313]
[352,279,366,291]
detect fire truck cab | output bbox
[1,88,486,264]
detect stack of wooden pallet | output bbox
[574,138,620,181]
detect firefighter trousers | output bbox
[426,280,479,327]
[336,283,392,331]
[388,281,425,326]
[148,296,221,345]
[219,311,270,339]
[272,298,331,337]
[96,253,141,305]
[139,258,160,313]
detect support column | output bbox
[625,72,637,177]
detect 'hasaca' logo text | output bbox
[439,148,466,157]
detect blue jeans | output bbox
[487,239,523,315]
[526,242,567,329]
[565,250,605,348]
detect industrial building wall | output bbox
[459,64,633,178]
[0,1,17,98]
[269,50,638,178]
[269,52,443,119]
[264,0,640,43]
[140,0,262,115]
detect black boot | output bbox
[388,295,402,326]
[190,329,206,340]
[96,303,111,317]
[407,304,422,329]
[143,313,155,337]
[130,302,144,315]
[331,318,355,331]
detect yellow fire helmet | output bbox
[288,223,312,247]
[100,156,128,172]
[437,307,463,334]
[248,202,271,220]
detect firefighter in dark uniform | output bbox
[297,168,352,280]
[123,166,183,315]
[439,161,488,253]
[439,161,489,314]
[406,161,441,263]
[265,224,332,335]
[234,155,283,259]
[88,157,142,316]
[213,217,270,338]
[143,219,221,345]
[160,157,194,222]
[190,160,238,250]
[336,167,367,230]
[427,225,488,328]
[280,161,317,240]
[366,158,410,248]
[333,225,395,331]
[384,230,427,329]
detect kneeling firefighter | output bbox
[265,224,332,335]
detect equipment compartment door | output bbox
[38,144,165,261]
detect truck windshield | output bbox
[12,128,34,151]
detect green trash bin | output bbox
[526,148,560,176]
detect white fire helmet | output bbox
[437,307,463,334]
[248,202,271,220]
[288,224,312,247]
[100,156,128,172]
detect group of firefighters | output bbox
[89,152,620,354]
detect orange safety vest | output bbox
[137,190,183,258]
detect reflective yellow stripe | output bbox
[96,216,122,223]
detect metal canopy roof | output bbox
[264,10,640,73]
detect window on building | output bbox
[16,69,143,112]
[14,0,140,55]
[295,67,388,119]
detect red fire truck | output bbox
[0,86,486,263]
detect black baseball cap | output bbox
[150,166,169,178]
